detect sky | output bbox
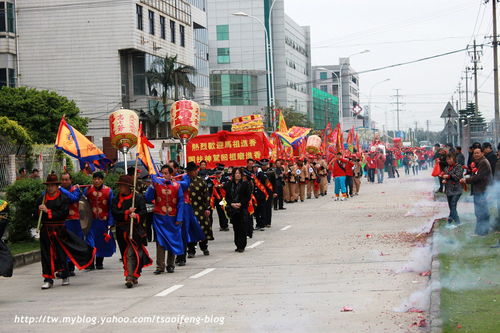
[284,0,497,132]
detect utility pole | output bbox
[462,68,471,106]
[487,0,500,143]
[414,121,418,145]
[426,120,430,141]
[392,89,403,134]
[468,39,483,115]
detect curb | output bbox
[429,226,442,333]
[13,250,41,268]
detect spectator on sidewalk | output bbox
[482,142,497,177]
[442,153,463,225]
[455,146,465,166]
[376,150,386,184]
[461,147,492,236]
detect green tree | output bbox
[0,87,88,144]
[146,54,196,109]
[281,107,313,128]
[139,101,166,139]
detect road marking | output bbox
[154,284,184,297]
[280,225,292,231]
[248,240,264,249]
[190,268,215,279]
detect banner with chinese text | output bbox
[187,131,273,168]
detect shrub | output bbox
[5,178,45,242]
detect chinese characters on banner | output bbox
[186,131,273,168]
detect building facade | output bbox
[14,0,220,147]
[312,58,361,124]
[207,0,312,129]
[0,0,17,88]
[312,88,338,130]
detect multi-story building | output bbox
[313,59,362,127]
[207,0,312,129]
[312,88,338,130]
[0,0,17,88]
[13,0,221,151]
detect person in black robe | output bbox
[111,175,152,288]
[0,199,13,277]
[224,168,252,252]
[37,174,95,289]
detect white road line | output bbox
[280,225,292,231]
[189,268,216,279]
[248,240,264,249]
[154,284,184,297]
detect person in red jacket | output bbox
[345,156,355,197]
[375,150,386,184]
[366,152,377,183]
[329,152,348,201]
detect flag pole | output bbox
[37,115,64,231]
[129,124,141,239]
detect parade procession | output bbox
[1,100,427,289]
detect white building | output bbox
[207,0,312,129]
[312,59,362,127]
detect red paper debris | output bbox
[457,324,462,329]
[420,271,431,277]
[367,215,373,217]
[340,306,354,312]
[366,234,373,239]
[379,252,390,256]
[410,319,427,328]
[408,308,424,313]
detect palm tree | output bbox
[139,102,166,139]
[146,55,196,137]
[146,55,196,107]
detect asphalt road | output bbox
[0,171,444,333]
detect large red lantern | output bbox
[171,100,200,140]
[109,109,139,152]
[306,135,322,155]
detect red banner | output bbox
[187,131,273,168]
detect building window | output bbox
[179,25,185,47]
[160,16,166,39]
[148,10,155,35]
[8,68,15,87]
[133,54,146,96]
[136,4,143,31]
[216,24,229,40]
[217,48,230,64]
[210,74,257,106]
[0,68,6,87]
[320,72,328,80]
[320,85,328,92]
[0,68,14,87]
[6,2,14,32]
[170,20,176,43]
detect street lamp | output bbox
[368,78,390,130]
[232,11,275,130]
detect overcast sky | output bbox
[285,0,496,131]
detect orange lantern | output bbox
[306,135,322,155]
[171,100,200,140]
[109,109,139,152]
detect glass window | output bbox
[216,25,229,41]
[0,68,6,87]
[136,5,143,31]
[7,2,14,33]
[170,20,176,43]
[210,74,257,106]
[320,72,328,80]
[160,16,166,39]
[133,54,146,96]
[320,85,328,92]
[148,10,154,35]
[217,48,230,64]
[8,68,15,87]
[180,25,185,47]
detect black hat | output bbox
[260,159,270,166]
[254,161,263,167]
[43,174,61,185]
[116,175,134,187]
[216,163,225,168]
[185,162,199,172]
